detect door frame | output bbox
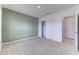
[75,10,79,51]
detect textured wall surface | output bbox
[2,8,38,43]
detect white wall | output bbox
[46,15,62,42]
[0,4,2,52]
[39,5,78,42]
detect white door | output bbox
[63,15,75,39]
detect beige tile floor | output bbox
[0,37,79,55]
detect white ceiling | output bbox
[2,4,75,18]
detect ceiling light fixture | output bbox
[36,5,40,8]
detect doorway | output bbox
[62,15,75,41]
[41,21,46,38]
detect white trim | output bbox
[75,8,78,51]
[3,36,39,45]
[0,5,2,52]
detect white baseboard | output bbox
[3,36,39,45]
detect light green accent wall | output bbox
[2,8,38,43]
